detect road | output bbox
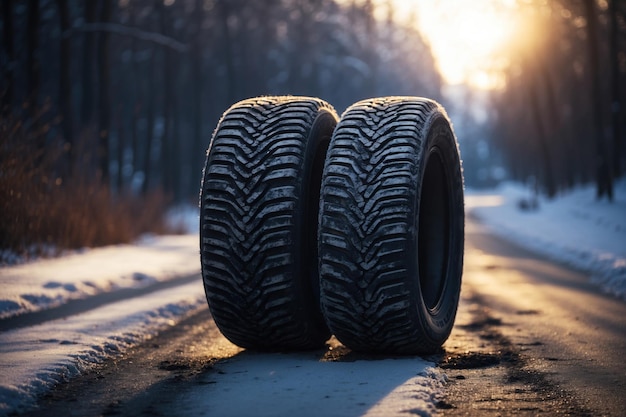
[440,216,626,416]
[20,216,626,416]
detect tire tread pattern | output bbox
[201,96,336,350]
[319,96,456,353]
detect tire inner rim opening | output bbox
[418,146,450,311]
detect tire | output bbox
[200,96,337,350]
[319,97,464,354]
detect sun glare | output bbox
[388,0,521,90]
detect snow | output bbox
[466,179,626,300]
[165,352,444,417]
[0,282,205,415]
[0,203,447,416]
[0,224,445,417]
[0,235,200,320]
[0,207,206,415]
[1,181,623,415]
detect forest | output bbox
[1,0,442,197]
[0,0,624,253]
[487,0,625,200]
[1,0,443,252]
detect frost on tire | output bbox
[200,96,337,350]
[319,97,464,354]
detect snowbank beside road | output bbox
[0,210,205,415]
[0,234,199,320]
[467,179,626,300]
[6,182,622,415]
[0,282,205,415]
[0,227,445,416]
[0,206,445,416]
[0,221,206,414]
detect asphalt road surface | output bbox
[21,216,626,416]
[440,216,626,416]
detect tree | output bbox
[97,0,112,183]
[489,0,625,197]
[583,0,613,200]
[56,0,74,174]
[26,0,40,122]
[158,0,178,199]
[1,0,15,116]
[609,0,622,178]
[82,1,97,127]
[1,0,443,203]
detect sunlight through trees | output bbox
[1,0,442,202]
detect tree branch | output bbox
[65,22,188,53]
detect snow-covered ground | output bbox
[467,179,626,300]
[0,233,208,415]
[165,351,444,417]
[0,207,205,415]
[0,206,445,417]
[0,235,201,320]
[1,180,624,415]
[0,228,444,416]
[0,281,205,415]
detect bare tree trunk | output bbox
[172,115,181,201]
[528,84,557,198]
[27,0,40,120]
[98,0,112,184]
[142,55,156,195]
[216,0,234,101]
[584,0,613,201]
[1,0,15,116]
[82,1,97,127]
[190,0,205,196]
[56,0,74,175]
[141,6,160,198]
[115,106,126,194]
[522,54,557,197]
[287,0,308,92]
[128,2,141,188]
[158,0,173,198]
[540,66,567,191]
[363,0,378,96]
[610,0,622,178]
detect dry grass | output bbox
[1,115,174,262]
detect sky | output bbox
[378,0,522,89]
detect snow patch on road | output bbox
[0,234,199,319]
[467,179,626,300]
[0,209,209,415]
[166,351,445,417]
[0,281,205,415]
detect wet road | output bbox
[441,216,626,416]
[22,216,626,416]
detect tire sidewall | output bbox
[293,108,337,343]
[409,112,464,347]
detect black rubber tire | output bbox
[319,97,464,354]
[200,96,337,350]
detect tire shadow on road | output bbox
[155,337,446,417]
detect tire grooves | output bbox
[200,96,336,350]
[320,97,442,353]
